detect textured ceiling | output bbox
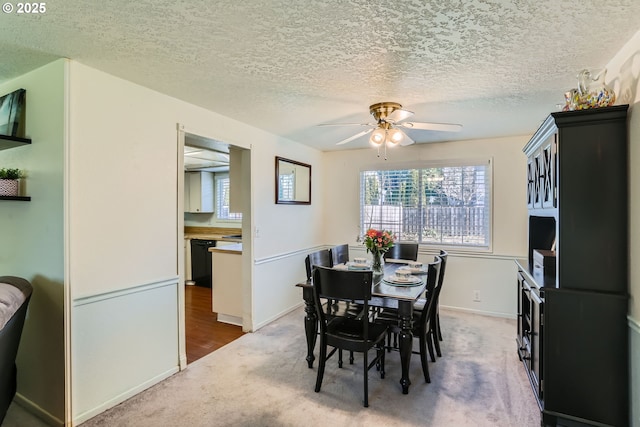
[1,0,639,151]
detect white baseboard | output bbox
[179,354,188,371]
[440,304,517,320]
[13,393,64,427]
[217,313,242,326]
[253,302,304,331]
[72,366,179,425]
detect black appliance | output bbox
[190,239,216,287]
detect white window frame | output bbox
[215,173,242,222]
[359,158,493,251]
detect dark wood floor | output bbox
[185,285,244,364]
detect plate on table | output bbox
[346,262,370,270]
[383,275,422,286]
[408,267,428,275]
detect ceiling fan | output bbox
[321,102,462,148]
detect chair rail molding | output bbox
[254,245,328,265]
[72,276,179,306]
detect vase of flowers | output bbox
[363,228,395,275]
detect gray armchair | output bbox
[0,276,32,424]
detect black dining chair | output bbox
[305,249,359,323]
[376,256,442,383]
[433,250,448,352]
[410,249,448,351]
[383,241,419,262]
[412,250,448,357]
[312,266,388,407]
[305,249,332,280]
[305,249,337,313]
[330,244,349,266]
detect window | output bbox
[277,172,295,202]
[215,174,242,221]
[360,160,492,248]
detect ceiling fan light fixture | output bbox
[369,128,386,146]
[387,128,403,146]
[327,101,462,154]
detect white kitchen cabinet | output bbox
[184,171,214,213]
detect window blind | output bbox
[216,176,242,220]
[360,161,491,247]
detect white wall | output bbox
[322,136,529,317]
[0,60,66,425]
[605,29,640,427]
[250,137,325,327]
[68,62,181,424]
[66,61,324,423]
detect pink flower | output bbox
[363,228,396,254]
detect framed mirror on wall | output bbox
[275,156,311,204]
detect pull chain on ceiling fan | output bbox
[319,101,462,159]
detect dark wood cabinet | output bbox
[517,105,629,427]
[543,288,628,425]
[516,267,543,403]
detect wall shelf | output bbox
[0,196,31,201]
[1,135,32,200]
[0,135,31,150]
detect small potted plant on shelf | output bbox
[0,168,24,196]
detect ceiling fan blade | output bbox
[399,130,415,146]
[400,121,463,132]
[336,128,374,145]
[386,108,414,123]
[317,122,375,127]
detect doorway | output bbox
[184,285,244,363]
[178,127,251,367]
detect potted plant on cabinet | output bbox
[0,168,24,196]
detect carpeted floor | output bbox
[73,307,539,427]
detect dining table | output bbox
[296,260,427,394]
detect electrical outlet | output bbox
[473,290,481,302]
[254,226,260,238]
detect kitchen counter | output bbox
[184,226,242,242]
[184,234,242,242]
[209,243,242,254]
